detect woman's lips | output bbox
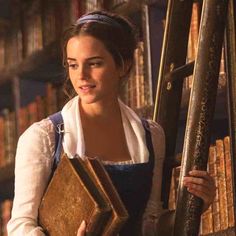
[79,85,96,92]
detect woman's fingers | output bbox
[183,170,216,212]
[184,170,216,191]
[77,220,86,236]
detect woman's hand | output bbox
[77,220,86,236]
[183,169,216,213]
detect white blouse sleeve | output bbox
[142,120,168,236]
[7,118,55,236]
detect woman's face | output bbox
[66,35,122,105]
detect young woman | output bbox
[8,11,215,236]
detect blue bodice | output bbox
[104,120,155,235]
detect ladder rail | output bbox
[152,0,194,209]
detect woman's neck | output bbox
[79,99,121,123]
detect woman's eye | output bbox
[68,64,78,70]
[89,61,102,67]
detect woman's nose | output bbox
[77,65,89,80]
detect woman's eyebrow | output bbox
[67,56,103,62]
[87,56,103,60]
[67,57,76,61]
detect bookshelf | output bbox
[0,0,235,236]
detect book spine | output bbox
[85,158,128,235]
[200,205,213,235]
[103,216,127,236]
[86,205,111,235]
[224,136,235,228]
[216,139,228,230]
[201,145,214,234]
[208,145,220,233]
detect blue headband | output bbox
[76,14,122,29]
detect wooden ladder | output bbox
[153,0,236,235]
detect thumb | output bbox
[77,220,86,236]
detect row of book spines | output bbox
[0,199,12,236]
[121,41,153,110]
[0,83,66,168]
[201,137,234,235]
[168,136,235,235]
[0,0,108,70]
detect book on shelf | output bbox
[224,136,235,228]
[0,81,66,168]
[122,41,152,110]
[209,144,221,233]
[201,205,213,235]
[168,165,181,211]
[200,146,215,235]
[39,154,128,236]
[216,139,228,230]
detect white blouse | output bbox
[7,97,166,236]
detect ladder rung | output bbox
[165,61,195,82]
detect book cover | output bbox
[39,154,128,236]
[39,154,111,236]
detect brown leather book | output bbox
[39,154,128,236]
[83,157,129,236]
